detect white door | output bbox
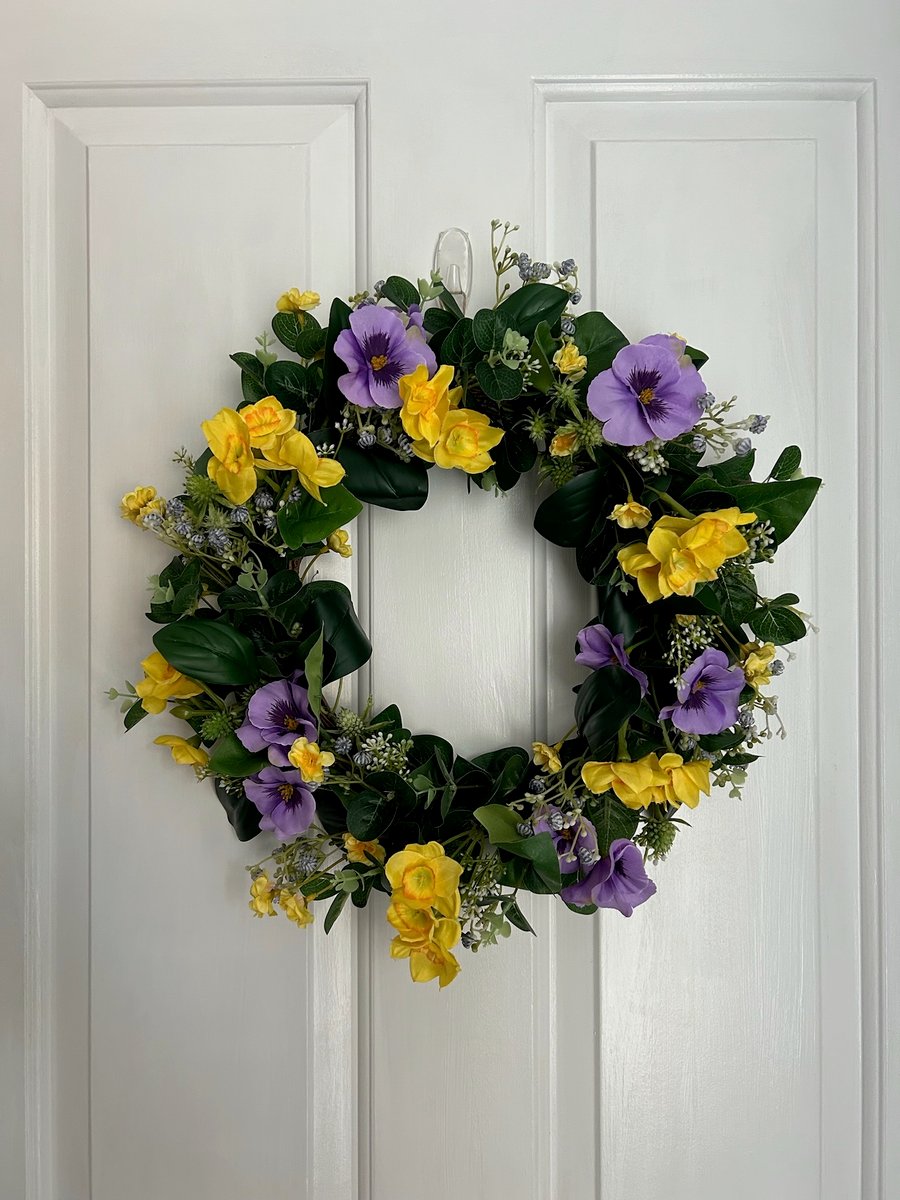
[3,6,897,1199]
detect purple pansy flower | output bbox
[560,838,657,916]
[575,621,649,696]
[639,332,700,375]
[658,646,744,735]
[244,766,315,841]
[334,305,436,409]
[534,806,599,875]
[236,675,317,767]
[586,336,705,446]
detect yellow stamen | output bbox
[370,354,389,371]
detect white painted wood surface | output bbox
[2,5,898,1199]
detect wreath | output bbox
[110,220,820,989]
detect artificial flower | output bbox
[343,833,385,864]
[586,340,705,446]
[386,897,436,943]
[553,341,587,376]
[617,507,756,602]
[639,331,696,371]
[279,889,314,927]
[560,839,657,916]
[334,305,436,409]
[549,431,578,457]
[609,497,652,529]
[398,362,461,446]
[390,916,461,988]
[659,647,745,735]
[532,741,562,774]
[239,395,296,449]
[243,766,316,840]
[581,755,664,810]
[259,430,345,503]
[533,807,598,874]
[201,407,258,505]
[327,529,352,558]
[656,752,711,808]
[287,737,335,784]
[575,622,649,696]
[134,651,203,715]
[249,874,277,918]
[153,734,209,768]
[741,641,776,691]
[385,842,462,917]
[419,409,504,474]
[120,485,164,525]
[236,675,317,766]
[276,288,320,313]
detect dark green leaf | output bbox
[724,478,821,543]
[441,317,479,367]
[214,779,261,841]
[338,444,428,511]
[423,306,457,336]
[277,482,363,548]
[123,698,148,731]
[590,794,640,858]
[295,322,327,359]
[264,570,303,609]
[698,729,746,751]
[497,283,569,338]
[472,307,509,353]
[272,311,302,353]
[291,580,371,683]
[380,275,420,309]
[504,899,535,935]
[534,463,611,548]
[322,297,353,399]
[685,344,708,368]
[208,734,267,779]
[264,360,313,405]
[749,604,807,644]
[698,566,758,626]
[474,359,522,401]
[304,630,325,720]
[770,445,802,481]
[437,286,464,320]
[529,320,556,394]
[474,805,562,893]
[471,746,530,803]
[153,617,259,686]
[573,311,629,380]
[709,451,755,487]
[230,351,265,382]
[323,890,350,934]
[574,665,642,754]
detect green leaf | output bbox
[304,629,325,720]
[322,297,353,399]
[770,445,802,481]
[749,603,807,644]
[471,746,530,803]
[264,570,303,609]
[474,805,562,893]
[698,566,758,626]
[709,451,755,486]
[207,734,267,779]
[504,899,535,935]
[437,286,464,320]
[534,463,611,548]
[295,322,327,359]
[213,779,261,841]
[474,359,522,401]
[528,320,556,394]
[291,580,372,683]
[380,275,420,309]
[346,772,415,840]
[491,426,537,492]
[264,360,314,404]
[472,307,509,353]
[230,351,265,382]
[323,890,350,934]
[441,317,480,367]
[590,794,640,858]
[337,443,428,511]
[153,617,259,687]
[123,698,148,731]
[723,478,821,543]
[573,311,629,380]
[423,306,457,337]
[497,283,569,338]
[685,344,708,368]
[271,311,302,353]
[574,665,643,754]
[277,482,363,548]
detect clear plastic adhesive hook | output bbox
[433,228,472,315]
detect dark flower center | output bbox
[283,715,300,730]
[370,354,389,370]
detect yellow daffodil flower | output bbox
[656,752,710,809]
[343,833,385,864]
[153,734,209,768]
[549,431,578,457]
[385,842,462,917]
[553,341,587,376]
[260,430,345,502]
[618,507,756,602]
[386,897,436,943]
[582,755,665,810]
[239,395,297,449]
[327,529,352,558]
[276,288,320,313]
[415,409,505,474]
[532,740,562,774]
[287,737,335,783]
[249,874,277,918]
[201,407,258,505]
[742,641,776,691]
[279,889,314,927]
[609,497,652,529]
[120,486,165,525]
[390,916,462,988]
[398,363,462,447]
[135,651,203,715]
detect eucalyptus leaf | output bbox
[474,359,522,401]
[770,445,802,481]
[380,275,420,309]
[749,604,807,644]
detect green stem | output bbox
[650,490,694,519]
[616,721,631,761]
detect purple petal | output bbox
[337,368,378,408]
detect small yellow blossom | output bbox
[279,889,314,927]
[135,651,203,715]
[327,529,352,558]
[549,432,578,457]
[656,752,710,809]
[618,507,756,602]
[239,395,297,449]
[532,740,562,774]
[415,408,505,474]
[386,896,436,943]
[553,341,587,376]
[742,641,777,691]
[343,833,385,864]
[120,486,165,525]
[582,755,664,810]
[287,737,335,783]
[390,916,462,988]
[260,430,345,502]
[153,734,209,768]
[249,874,277,918]
[399,363,462,447]
[276,288,320,313]
[201,407,258,505]
[385,842,462,917]
[609,498,652,529]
